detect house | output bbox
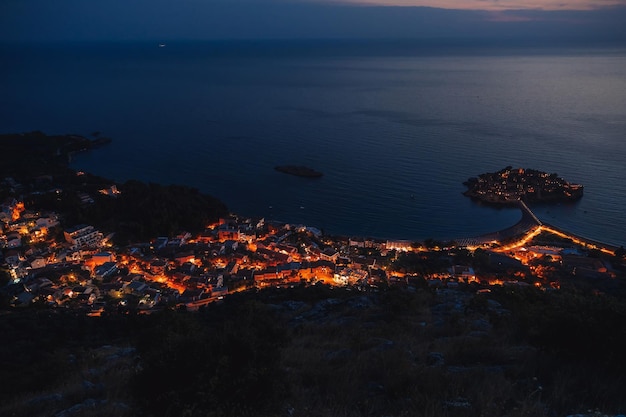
[256,247,290,265]
[275,244,298,256]
[138,290,160,309]
[150,259,168,274]
[11,291,35,307]
[197,231,215,243]
[93,262,118,280]
[385,240,413,251]
[278,262,301,279]
[151,237,168,250]
[77,192,94,205]
[174,251,195,265]
[187,275,211,288]
[334,267,368,286]
[232,253,249,265]
[99,184,121,197]
[76,293,97,305]
[71,285,93,297]
[320,248,339,262]
[350,257,377,270]
[299,226,322,237]
[36,214,60,229]
[254,268,280,283]
[563,255,612,279]
[172,272,191,284]
[451,265,476,282]
[238,230,256,243]
[307,260,335,275]
[307,246,322,260]
[369,268,388,285]
[64,251,83,262]
[7,219,31,235]
[30,256,46,269]
[218,228,239,242]
[64,224,103,249]
[227,269,255,291]
[178,288,206,304]
[178,261,197,275]
[1,198,25,222]
[125,280,148,296]
[488,252,525,270]
[166,238,184,247]
[5,232,22,248]
[91,252,115,266]
[233,269,254,282]
[25,277,54,293]
[4,249,21,265]
[219,240,239,254]
[224,260,238,275]
[349,237,365,248]
[101,282,124,298]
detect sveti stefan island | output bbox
[1,131,625,417]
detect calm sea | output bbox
[2,41,625,246]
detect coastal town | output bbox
[2,133,626,417]
[1,144,624,314]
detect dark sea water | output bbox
[2,41,625,246]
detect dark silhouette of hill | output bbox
[2,285,626,417]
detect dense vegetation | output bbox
[24,177,228,245]
[4,132,229,243]
[73,181,227,244]
[2,285,626,417]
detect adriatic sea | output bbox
[2,40,625,246]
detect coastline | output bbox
[2,131,623,249]
[3,44,626,248]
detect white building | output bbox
[36,214,60,229]
[64,224,103,250]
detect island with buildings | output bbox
[1,133,625,417]
[463,166,584,205]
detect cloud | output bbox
[0,0,625,42]
[319,0,626,11]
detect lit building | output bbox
[64,224,103,250]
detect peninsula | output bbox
[463,166,583,205]
[274,165,323,178]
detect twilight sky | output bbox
[331,0,625,10]
[1,0,625,42]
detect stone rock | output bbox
[427,352,445,366]
[371,338,394,352]
[55,399,105,417]
[325,348,352,363]
[470,318,492,332]
[27,393,63,405]
[444,397,471,408]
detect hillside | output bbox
[2,284,625,417]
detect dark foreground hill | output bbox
[1,284,626,417]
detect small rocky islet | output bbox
[274,165,323,178]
